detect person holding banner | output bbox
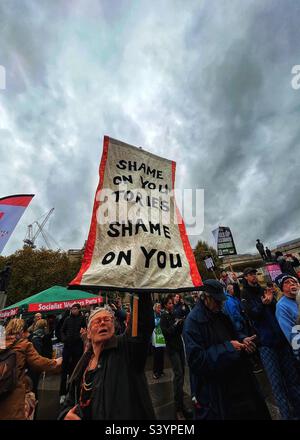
[109,297,127,335]
[59,294,155,420]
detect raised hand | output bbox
[64,406,81,420]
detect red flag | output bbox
[0,194,34,253]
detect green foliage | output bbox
[0,240,222,307]
[193,240,221,281]
[0,248,81,306]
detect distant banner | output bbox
[204,256,215,271]
[70,136,202,292]
[28,296,103,312]
[0,307,19,319]
[266,263,282,281]
[0,194,34,254]
[212,226,237,257]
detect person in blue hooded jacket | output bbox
[183,279,270,420]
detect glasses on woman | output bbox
[90,316,114,327]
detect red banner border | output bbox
[172,161,203,287]
[0,194,34,207]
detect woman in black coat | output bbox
[59,294,155,420]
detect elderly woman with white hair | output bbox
[59,294,155,420]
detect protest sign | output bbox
[70,136,202,292]
[212,226,237,257]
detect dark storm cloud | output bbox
[0,0,300,255]
[171,0,300,252]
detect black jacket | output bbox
[160,310,184,352]
[58,294,155,420]
[277,256,300,279]
[173,302,190,320]
[61,313,86,345]
[55,310,70,342]
[242,281,286,348]
[0,265,11,291]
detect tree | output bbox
[193,240,221,281]
[0,248,81,307]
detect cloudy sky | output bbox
[1,0,300,256]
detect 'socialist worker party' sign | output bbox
[70,136,202,292]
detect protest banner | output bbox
[70,136,202,292]
[28,296,103,312]
[212,226,237,257]
[0,307,19,319]
[204,256,215,270]
[266,263,282,281]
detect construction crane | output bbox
[23,208,56,249]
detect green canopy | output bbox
[2,286,97,311]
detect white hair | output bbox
[153,302,161,312]
[87,305,115,328]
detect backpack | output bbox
[0,342,18,398]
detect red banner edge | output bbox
[0,194,34,207]
[172,161,203,287]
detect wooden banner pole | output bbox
[131,295,139,337]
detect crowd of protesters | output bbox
[1,251,300,421]
[0,318,62,420]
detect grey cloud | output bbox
[1,0,300,256]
